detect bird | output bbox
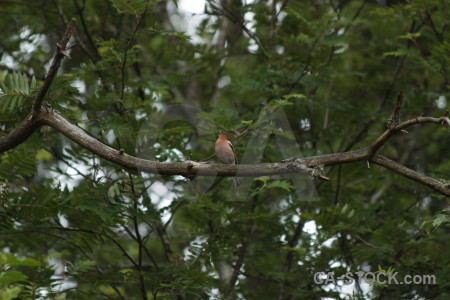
[215,131,240,188]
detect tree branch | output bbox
[370,115,450,154]
[0,112,41,151]
[120,1,149,100]
[33,18,76,112]
[1,108,330,178]
[225,196,258,299]
[277,218,306,300]
[1,106,449,195]
[208,0,268,57]
[73,0,100,59]
[370,155,449,196]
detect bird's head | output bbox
[218,131,228,138]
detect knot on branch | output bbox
[42,101,53,113]
[415,113,424,122]
[437,178,450,188]
[311,164,326,179]
[281,156,299,163]
[57,42,71,59]
[440,111,450,127]
[282,157,303,172]
[283,158,329,180]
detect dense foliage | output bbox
[0,0,449,299]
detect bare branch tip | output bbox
[32,16,77,112]
[387,92,404,128]
[60,50,71,59]
[66,43,77,50]
[442,110,449,124]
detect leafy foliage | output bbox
[0,0,449,299]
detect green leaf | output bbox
[35,149,53,161]
[6,73,14,92]
[30,76,36,90]
[0,286,22,300]
[9,94,18,112]
[22,73,29,93]
[110,0,151,16]
[66,260,96,275]
[281,246,306,254]
[6,255,41,267]
[12,72,19,92]
[18,72,25,93]
[266,180,293,191]
[268,99,293,107]
[432,214,449,228]
[255,176,270,184]
[0,271,28,284]
[383,51,408,57]
[108,180,122,201]
[398,32,421,40]
[283,93,306,100]
[0,80,7,93]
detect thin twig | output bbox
[225,197,258,299]
[73,0,100,59]
[128,171,149,300]
[208,0,269,57]
[276,0,291,19]
[387,92,403,128]
[120,1,150,100]
[277,219,306,300]
[424,11,444,43]
[352,233,393,257]
[105,233,139,268]
[33,18,76,113]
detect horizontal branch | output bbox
[37,107,329,178]
[1,104,448,196]
[0,108,325,178]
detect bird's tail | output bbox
[232,177,240,188]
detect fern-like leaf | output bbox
[0,72,36,112]
[0,150,37,181]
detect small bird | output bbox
[215,131,240,188]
